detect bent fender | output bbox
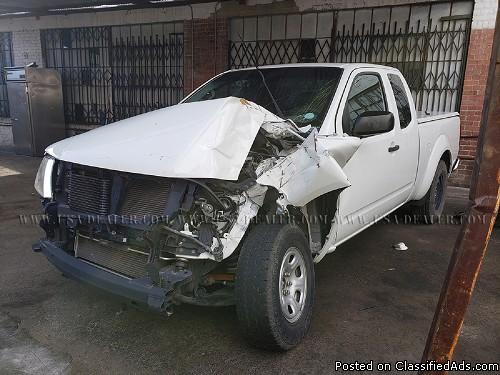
[256,132,361,207]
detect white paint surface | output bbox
[46,97,276,180]
[256,131,356,207]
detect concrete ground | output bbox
[0,153,498,375]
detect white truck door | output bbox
[333,69,415,243]
[386,72,419,200]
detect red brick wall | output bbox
[184,17,229,97]
[451,28,495,187]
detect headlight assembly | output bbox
[34,155,55,198]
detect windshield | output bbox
[184,67,343,127]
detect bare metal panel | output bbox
[6,66,65,156]
[7,79,32,155]
[26,67,65,156]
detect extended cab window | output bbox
[388,74,412,129]
[342,74,387,135]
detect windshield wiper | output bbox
[255,67,285,119]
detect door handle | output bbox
[388,145,400,152]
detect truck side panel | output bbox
[411,115,460,201]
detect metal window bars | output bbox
[229,2,473,113]
[41,22,184,126]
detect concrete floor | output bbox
[0,153,498,374]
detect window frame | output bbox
[337,71,389,137]
[387,72,413,130]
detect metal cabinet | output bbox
[6,66,65,156]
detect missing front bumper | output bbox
[37,239,184,313]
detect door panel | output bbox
[387,73,419,197]
[334,69,416,243]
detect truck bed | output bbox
[411,110,460,201]
[416,111,459,124]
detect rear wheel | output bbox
[413,160,448,223]
[235,224,315,350]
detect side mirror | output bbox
[352,111,394,137]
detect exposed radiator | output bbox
[76,235,149,279]
[120,178,171,218]
[66,169,111,215]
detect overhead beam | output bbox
[0,0,228,17]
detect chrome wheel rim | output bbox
[279,247,307,323]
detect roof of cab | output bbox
[228,63,401,74]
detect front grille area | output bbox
[66,170,111,215]
[76,235,149,279]
[120,178,171,218]
[61,165,176,278]
[63,163,172,221]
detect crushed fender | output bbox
[256,130,361,207]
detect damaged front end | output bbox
[34,97,357,314]
[35,156,270,313]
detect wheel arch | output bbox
[300,190,341,255]
[412,135,453,201]
[255,187,341,256]
[441,149,452,172]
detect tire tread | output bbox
[235,224,313,350]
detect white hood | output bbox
[46,97,279,180]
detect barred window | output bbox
[41,23,184,126]
[229,1,473,113]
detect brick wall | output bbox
[450,20,496,186]
[12,30,44,67]
[184,17,229,96]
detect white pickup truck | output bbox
[33,63,459,350]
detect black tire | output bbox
[414,160,448,223]
[235,224,315,351]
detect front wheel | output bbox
[235,224,315,350]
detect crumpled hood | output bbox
[46,97,279,180]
